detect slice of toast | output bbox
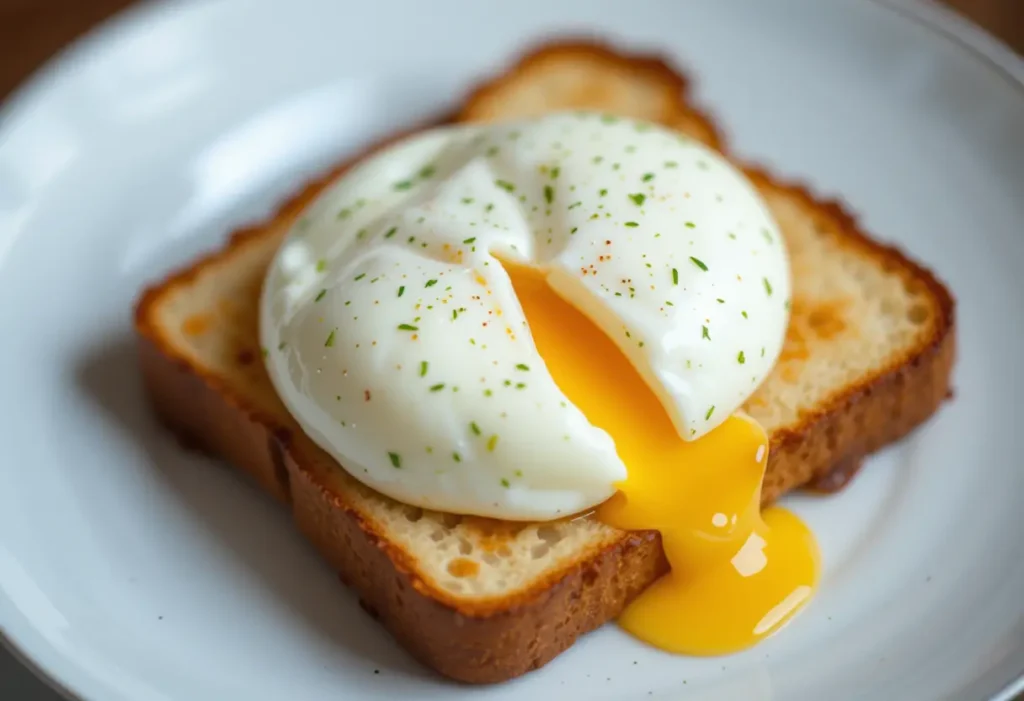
[134,41,955,683]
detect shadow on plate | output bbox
[74,334,433,683]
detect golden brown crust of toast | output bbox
[134,40,956,683]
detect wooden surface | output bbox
[0,0,1022,102]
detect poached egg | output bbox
[261,112,819,655]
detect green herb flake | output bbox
[664,160,678,169]
[737,350,746,365]
[388,452,402,468]
[624,221,639,228]
[419,361,428,377]
[690,256,708,271]
[393,180,414,191]
[398,323,419,331]
[314,289,327,302]
[702,325,711,340]
[316,259,327,273]
[550,166,560,180]
[629,193,646,206]
[397,286,405,297]
[763,278,774,296]
[705,405,715,420]
[354,273,365,281]
[325,330,336,347]
[487,435,499,451]
[599,188,608,197]
[470,421,481,436]
[742,310,749,319]
[544,185,554,204]
[495,179,516,192]
[515,363,530,371]
[384,226,398,239]
[501,478,510,488]
[429,383,445,392]
[672,268,679,285]
[461,197,474,205]
[425,279,438,288]
[418,164,436,179]
[685,221,696,229]
[762,228,774,244]
[337,208,351,220]
[463,237,476,244]
[642,172,654,182]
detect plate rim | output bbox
[0,1,1022,699]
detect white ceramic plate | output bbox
[1,0,1022,699]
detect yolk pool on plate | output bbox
[504,260,820,655]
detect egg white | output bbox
[261,113,789,520]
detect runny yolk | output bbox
[504,261,820,655]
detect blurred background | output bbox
[0,0,1022,102]
[0,0,1021,699]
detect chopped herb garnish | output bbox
[624,221,639,228]
[550,166,560,180]
[315,289,327,302]
[629,193,646,206]
[642,172,654,182]
[501,478,510,488]
[742,310,749,319]
[702,325,710,340]
[705,405,715,420]
[452,452,462,463]
[487,435,499,451]
[393,180,414,191]
[425,279,438,288]
[325,330,336,347]
[738,350,746,364]
[685,221,696,229]
[354,273,366,281]
[470,421,481,436]
[316,259,327,273]
[461,197,474,205]
[599,188,608,197]
[664,160,678,168]
[544,185,554,204]
[337,208,351,219]
[763,278,774,296]
[570,226,578,234]
[384,226,397,238]
[672,268,679,285]
[495,179,515,192]
[690,256,708,271]
[388,452,401,468]
[515,363,530,371]
[463,237,476,244]
[398,286,405,297]
[419,361,428,377]
[418,165,436,178]
[398,323,418,331]
[429,383,445,392]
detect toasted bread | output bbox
[134,41,955,683]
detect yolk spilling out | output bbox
[504,261,820,655]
